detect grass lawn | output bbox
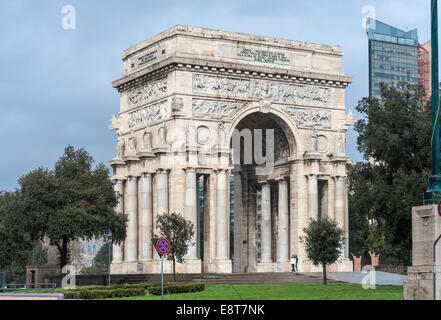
[103,284,403,300]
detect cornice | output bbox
[113,56,353,93]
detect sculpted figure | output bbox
[128,137,137,154]
[158,121,167,146]
[336,131,345,155]
[143,131,152,150]
[117,136,125,158]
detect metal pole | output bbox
[161,254,164,301]
[434,234,441,300]
[108,240,111,286]
[432,0,440,176]
[425,0,441,204]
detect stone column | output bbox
[261,182,272,262]
[112,180,124,263]
[334,176,345,258]
[334,176,345,228]
[157,169,169,216]
[216,169,229,260]
[125,176,138,262]
[277,179,289,262]
[308,174,318,220]
[185,168,198,259]
[140,173,153,260]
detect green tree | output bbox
[0,191,33,280]
[301,216,345,285]
[349,82,431,265]
[93,242,112,269]
[156,212,194,282]
[15,146,128,271]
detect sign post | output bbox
[152,238,171,301]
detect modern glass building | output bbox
[367,18,420,99]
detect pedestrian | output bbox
[294,254,299,272]
[290,255,296,272]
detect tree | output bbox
[301,216,345,285]
[155,212,194,282]
[15,146,128,271]
[0,191,33,281]
[349,82,431,265]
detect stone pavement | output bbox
[303,271,407,286]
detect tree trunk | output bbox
[323,264,327,285]
[58,237,69,273]
[173,254,176,282]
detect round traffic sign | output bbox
[156,238,170,255]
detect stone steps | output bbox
[194,273,345,285]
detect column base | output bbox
[275,260,292,272]
[209,259,232,273]
[404,266,441,300]
[183,259,202,273]
[301,259,353,272]
[110,262,123,274]
[257,261,274,273]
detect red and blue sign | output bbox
[155,238,170,255]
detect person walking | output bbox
[294,254,299,272]
[290,255,296,272]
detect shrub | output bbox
[148,282,205,296]
[63,288,146,299]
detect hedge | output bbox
[63,288,146,299]
[148,282,205,295]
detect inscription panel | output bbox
[219,44,308,68]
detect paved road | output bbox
[305,271,407,286]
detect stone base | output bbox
[211,259,232,273]
[257,261,274,273]
[112,259,203,274]
[301,259,353,273]
[275,261,292,272]
[183,259,202,273]
[404,266,441,300]
[110,262,123,274]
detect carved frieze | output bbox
[126,100,168,130]
[192,99,243,119]
[127,78,167,107]
[281,106,331,129]
[193,74,249,98]
[192,74,333,107]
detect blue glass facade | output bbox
[367,19,419,98]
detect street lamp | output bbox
[424,0,441,204]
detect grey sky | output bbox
[0,0,433,191]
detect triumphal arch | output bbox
[109,26,354,274]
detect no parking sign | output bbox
[152,238,171,255]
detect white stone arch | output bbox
[227,102,303,158]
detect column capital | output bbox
[214,168,229,174]
[127,175,139,181]
[307,173,318,179]
[184,167,197,173]
[141,171,155,177]
[156,168,170,174]
[112,177,126,183]
[334,175,346,181]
